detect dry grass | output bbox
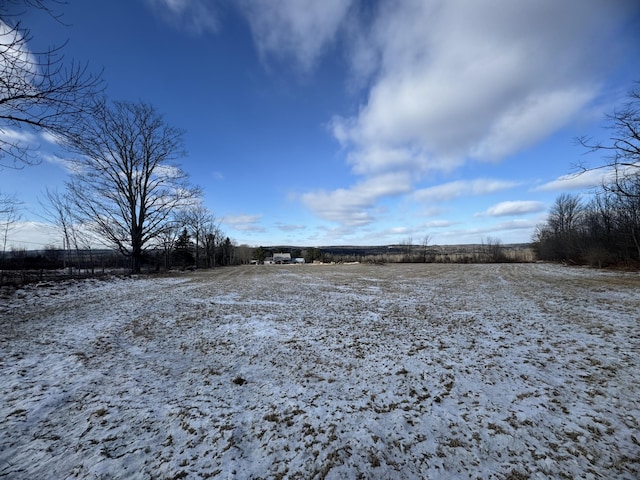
[1,263,639,479]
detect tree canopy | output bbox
[63,99,198,273]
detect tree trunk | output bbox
[131,252,141,274]
[631,227,640,262]
[195,231,200,269]
[131,233,143,273]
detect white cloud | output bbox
[387,226,411,236]
[535,162,640,192]
[481,201,546,217]
[145,0,219,35]
[0,128,36,145]
[335,143,434,177]
[1,221,59,249]
[0,19,37,79]
[426,219,456,228]
[301,171,413,226]
[40,131,59,145]
[332,0,631,175]
[276,223,305,232]
[154,164,184,179]
[235,0,636,237]
[224,214,264,232]
[295,0,635,233]
[494,218,542,232]
[534,169,612,192]
[419,206,446,217]
[438,217,541,244]
[42,153,77,173]
[471,88,595,161]
[414,179,519,202]
[239,0,353,73]
[225,214,261,224]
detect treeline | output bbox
[0,233,252,277]
[0,232,256,285]
[0,248,129,285]
[534,188,640,268]
[169,227,254,269]
[252,242,534,265]
[533,84,640,269]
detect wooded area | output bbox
[534,85,640,268]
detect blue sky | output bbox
[2,0,640,249]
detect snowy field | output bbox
[1,263,639,479]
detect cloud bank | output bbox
[482,201,546,217]
[243,0,633,228]
[146,0,638,240]
[301,171,413,226]
[224,214,264,232]
[414,179,519,202]
[332,0,626,174]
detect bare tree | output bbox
[548,193,584,236]
[62,99,198,273]
[535,187,640,266]
[481,236,506,263]
[1,1,102,168]
[203,221,224,268]
[221,236,235,266]
[40,188,74,271]
[154,218,182,270]
[179,202,215,269]
[235,244,253,265]
[613,176,640,260]
[534,194,585,263]
[578,83,640,198]
[39,187,100,274]
[421,234,431,263]
[400,236,414,262]
[0,192,22,268]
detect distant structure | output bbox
[273,252,291,264]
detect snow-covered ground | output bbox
[1,263,639,479]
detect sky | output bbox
[2,0,640,249]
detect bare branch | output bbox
[577,83,640,198]
[0,191,23,264]
[0,1,103,168]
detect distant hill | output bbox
[261,243,535,263]
[265,243,532,255]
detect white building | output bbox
[273,252,291,264]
